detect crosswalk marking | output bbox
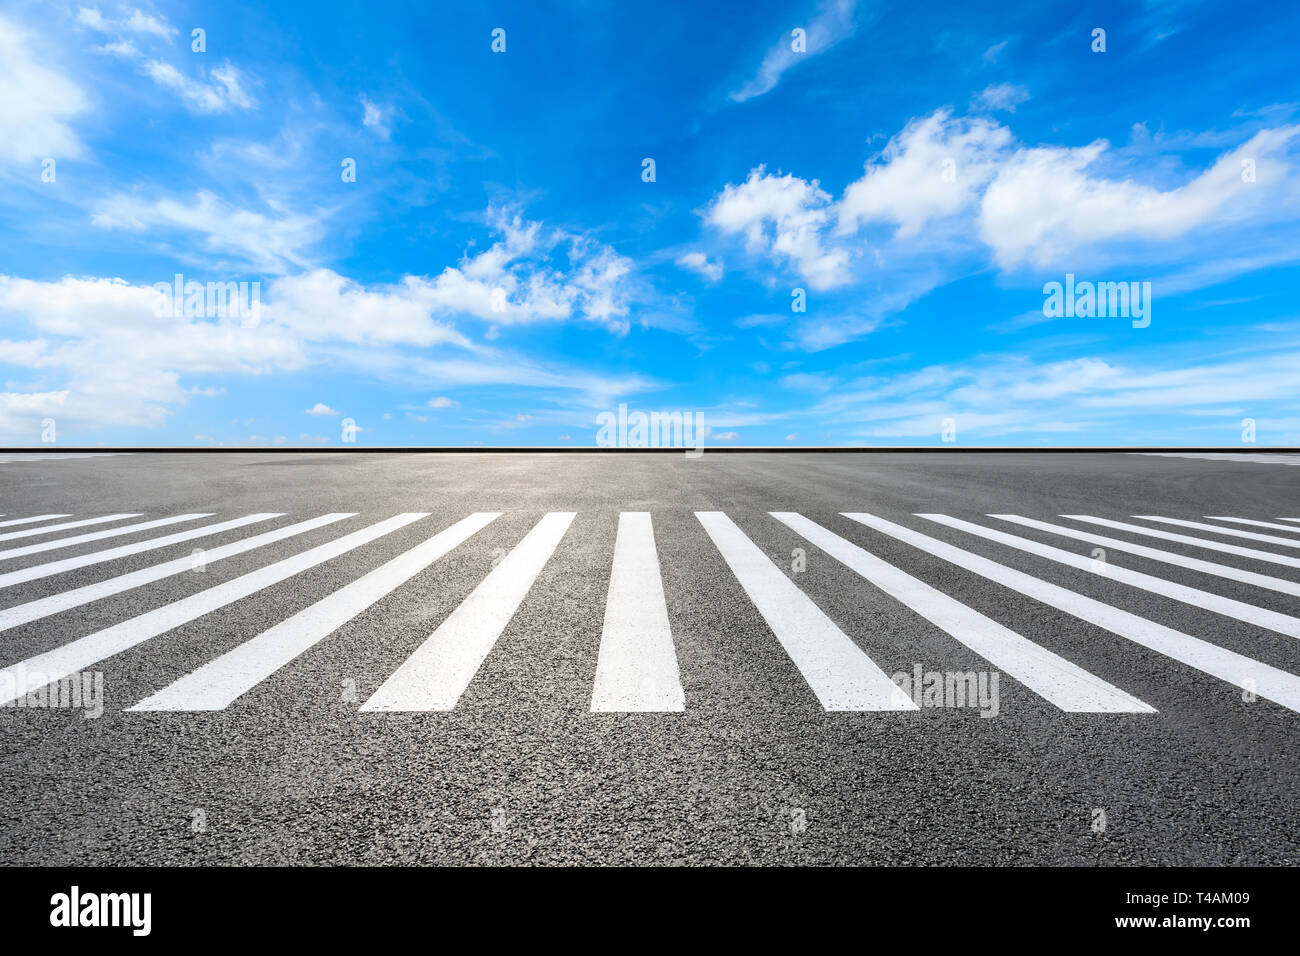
[917,514,1300,640]
[591,512,684,713]
[0,514,281,590]
[0,513,354,633]
[697,511,915,712]
[0,505,1294,719]
[0,513,141,543]
[0,513,213,562]
[1203,516,1300,535]
[771,513,1153,712]
[844,513,1300,714]
[361,513,576,712]
[1063,516,1300,569]
[129,513,500,711]
[1134,515,1300,549]
[0,514,71,529]
[990,515,1300,598]
[0,514,428,708]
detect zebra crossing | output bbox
[1,508,1299,716]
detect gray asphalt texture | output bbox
[0,451,1296,865]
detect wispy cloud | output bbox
[729,0,858,103]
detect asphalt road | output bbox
[0,450,1297,865]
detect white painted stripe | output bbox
[361,512,575,712]
[0,453,124,463]
[0,514,281,590]
[696,511,915,711]
[130,513,500,711]
[1132,452,1300,465]
[771,512,1152,712]
[0,514,426,707]
[0,514,71,529]
[1203,516,1300,535]
[918,514,1300,640]
[591,512,685,713]
[844,513,1300,714]
[991,515,1300,598]
[0,513,212,562]
[1134,515,1300,549]
[0,513,354,633]
[1063,516,1300,570]
[0,514,140,542]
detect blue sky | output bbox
[1,0,1299,447]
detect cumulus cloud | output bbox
[0,202,646,439]
[0,274,305,439]
[979,125,1300,268]
[710,110,1300,325]
[837,109,1012,238]
[0,16,88,163]
[707,167,850,289]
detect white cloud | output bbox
[808,344,1300,441]
[270,270,470,347]
[304,402,338,415]
[707,167,850,289]
[77,7,252,113]
[975,82,1029,113]
[982,40,1009,64]
[360,96,393,138]
[123,9,177,40]
[731,0,858,103]
[414,207,635,330]
[715,110,1300,343]
[979,124,1300,268]
[0,273,306,440]
[675,251,724,283]
[0,16,88,163]
[837,109,1012,238]
[427,396,457,408]
[780,372,835,392]
[77,7,177,39]
[93,190,327,273]
[0,199,649,438]
[143,59,257,113]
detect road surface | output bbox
[0,450,1296,865]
